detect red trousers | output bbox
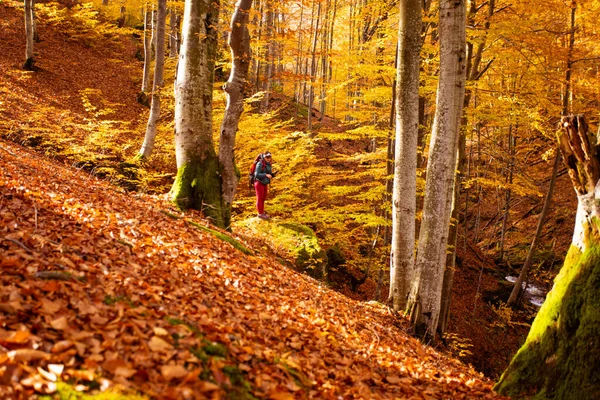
[254,181,268,214]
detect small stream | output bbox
[506,276,547,307]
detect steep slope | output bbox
[0,0,581,387]
[0,140,507,398]
[0,0,154,184]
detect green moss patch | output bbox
[188,220,253,255]
[495,244,600,399]
[43,380,147,400]
[234,219,328,279]
[166,317,255,400]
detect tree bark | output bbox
[141,5,153,93]
[260,0,274,112]
[387,0,422,312]
[138,0,167,159]
[23,0,35,70]
[32,0,39,42]
[169,9,181,57]
[307,0,321,131]
[498,127,515,261]
[219,0,253,223]
[293,0,305,115]
[496,114,600,400]
[408,0,467,340]
[172,0,226,228]
[438,0,497,335]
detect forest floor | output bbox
[0,0,579,397]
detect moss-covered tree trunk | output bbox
[172,0,226,228]
[495,115,600,399]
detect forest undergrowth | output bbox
[0,0,580,395]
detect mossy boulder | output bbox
[234,219,328,280]
[495,244,600,399]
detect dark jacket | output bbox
[254,157,272,185]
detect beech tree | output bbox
[169,8,181,57]
[23,0,35,70]
[495,115,600,399]
[219,0,253,219]
[407,0,467,339]
[388,0,422,312]
[138,0,167,159]
[141,4,153,93]
[171,0,226,227]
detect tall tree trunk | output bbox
[138,0,167,159]
[172,0,226,228]
[151,7,157,58]
[141,5,153,93]
[219,0,253,225]
[408,0,467,340]
[253,0,264,93]
[438,0,496,335]
[496,114,600,399]
[307,0,321,131]
[169,9,181,57]
[32,0,39,42]
[23,0,35,70]
[319,0,331,119]
[437,127,465,335]
[387,0,422,312]
[293,0,305,115]
[260,0,273,112]
[498,126,515,261]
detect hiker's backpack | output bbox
[248,153,265,188]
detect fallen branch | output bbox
[2,237,34,253]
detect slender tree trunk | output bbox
[496,114,600,399]
[408,0,467,340]
[388,0,422,312]
[319,0,330,119]
[253,0,264,93]
[117,5,128,28]
[260,0,273,112]
[169,9,181,57]
[506,153,560,307]
[438,0,496,334]
[498,127,515,261]
[437,126,465,335]
[32,0,39,42]
[293,0,305,115]
[219,0,253,225]
[172,0,226,228]
[506,3,576,307]
[307,0,321,130]
[23,0,35,70]
[151,7,157,58]
[141,5,153,93]
[138,0,167,159]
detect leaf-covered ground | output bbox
[0,0,579,397]
[0,135,508,398]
